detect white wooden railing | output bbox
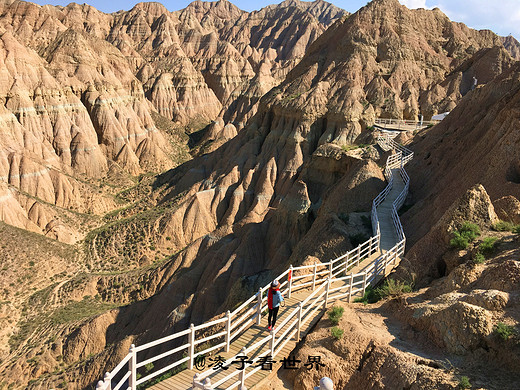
[96,132,412,390]
[375,118,438,130]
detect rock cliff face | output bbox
[403,61,520,263]
[0,0,346,241]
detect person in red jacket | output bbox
[267,280,284,331]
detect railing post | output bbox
[344,253,349,276]
[288,265,293,298]
[256,288,262,325]
[270,328,276,356]
[129,344,136,390]
[328,262,333,279]
[225,310,231,352]
[362,272,367,295]
[323,278,330,309]
[356,245,361,266]
[348,273,354,303]
[202,378,212,390]
[312,263,317,291]
[103,372,111,390]
[296,302,303,341]
[238,347,247,387]
[188,323,195,370]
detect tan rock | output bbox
[493,195,520,224]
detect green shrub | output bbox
[331,326,344,340]
[450,222,481,249]
[354,287,379,304]
[493,322,516,341]
[450,231,469,249]
[375,279,412,299]
[473,252,485,264]
[492,221,514,232]
[145,362,154,372]
[458,376,471,389]
[479,237,497,257]
[460,222,481,240]
[328,306,344,325]
[513,225,520,234]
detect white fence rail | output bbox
[96,133,412,390]
[375,118,438,130]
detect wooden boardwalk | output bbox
[150,167,406,390]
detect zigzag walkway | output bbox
[151,256,382,390]
[151,156,407,390]
[96,132,411,390]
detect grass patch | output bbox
[342,143,370,152]
[473,252,485,264]
[330,327,344,340]
[450,222,481,249]
[354,287,379,304]
[458,376,471,389]
[478,237,498,257]
[375,279,412,299]
[493,322,516,341]
[327,306,344,325]
[492,221,514,232]
[49,297,119,325]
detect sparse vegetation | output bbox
[328,306,344,325]
[342,143,370,152]
[493,322,516,341]
[450,222,481,249]
[492,221,514,231]
[473,252,485,264]
[478,237,498,257]
[331,326,344,340]
[375,279,412,299]
[49,297,119,325]
[354,287,379,304]
[458,376,471,389]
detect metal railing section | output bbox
[96,133,412,390]
[374,118,438,130]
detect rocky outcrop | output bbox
[493,195,520,224]
[403,61,520,254]
[270,228,520,390]
[501,35,520,60]
[259,0,512,144]
[401,185,498,285]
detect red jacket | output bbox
[268,287,282,309]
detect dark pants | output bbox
[268,306,279,328]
